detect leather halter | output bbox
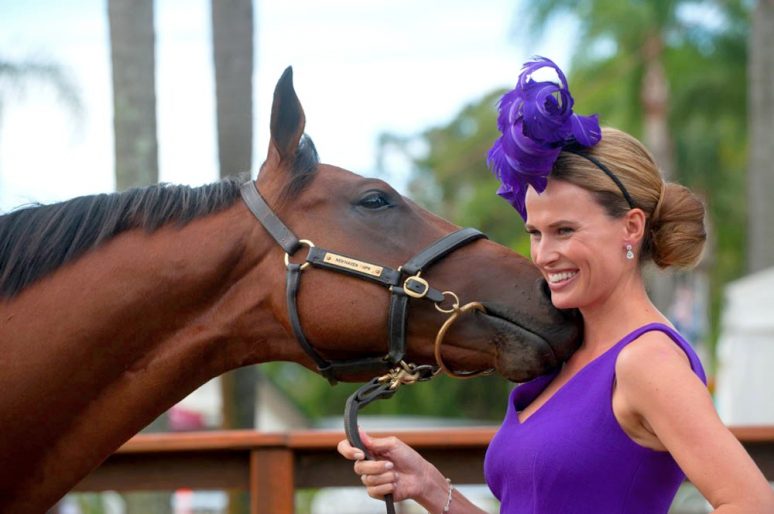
[240,181,488,384]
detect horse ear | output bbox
[268,66,306,165]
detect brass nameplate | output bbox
[323,252,383,277]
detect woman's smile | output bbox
[547,270,578,287]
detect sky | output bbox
[0,0,575,212]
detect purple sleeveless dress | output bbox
[484,323,706,514]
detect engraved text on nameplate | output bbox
[323,252,383,277]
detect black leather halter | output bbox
[240,181,487,384]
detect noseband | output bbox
[240,181,490,384]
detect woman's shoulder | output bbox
[614,324,704,390]
[618,327,690,366]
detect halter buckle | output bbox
[403,273,430,299]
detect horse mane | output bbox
[0,177,242,299]
[0,136,319,300]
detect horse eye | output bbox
[358,191,391,210]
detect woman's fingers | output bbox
[360,470,397,486]
[336,439,365,461]
[366,482,396,499]
[354,459,393,476]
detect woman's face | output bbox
[524,179,630,311]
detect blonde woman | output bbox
[338,58,774,514]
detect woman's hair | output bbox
[551,127,706,269]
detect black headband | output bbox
[563,148,636,209]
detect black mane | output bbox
[0,177,244,299]
[0,135,319,300]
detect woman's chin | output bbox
[547,293,576,311]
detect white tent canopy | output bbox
[715,266,774,425]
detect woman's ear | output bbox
[623,208,647,245]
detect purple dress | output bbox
[484,323,707,513]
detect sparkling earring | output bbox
[625,244,634,260]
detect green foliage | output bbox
[262,362,511,422]
[392,90,533,254]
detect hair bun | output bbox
[649,182,706,269]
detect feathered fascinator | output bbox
[487,57,602,220]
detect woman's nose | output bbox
[532,239,557,267]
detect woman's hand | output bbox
[337,430,437,503]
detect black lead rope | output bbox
[344,363,437,514]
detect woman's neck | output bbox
[578,269,668,355]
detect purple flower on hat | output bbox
[487,57,602,220]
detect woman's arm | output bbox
[337,431,488,513]
[615,332,774,513]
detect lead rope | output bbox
[344,362,436,514]
[343,300,493,513]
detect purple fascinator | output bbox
[487,57,601,220]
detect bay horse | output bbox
[0,67,580,512]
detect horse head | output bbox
[250,67,581,383]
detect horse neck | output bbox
[0,201,296,511]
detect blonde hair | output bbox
[552,128,706,269]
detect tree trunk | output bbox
[748,0,774,273]
[641,34,673,181]
[108,0,158,191]
[211,0,254,178]
[640,33,677,312]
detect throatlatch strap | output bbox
[240,181,300,254]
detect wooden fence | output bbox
[75,426,774,514]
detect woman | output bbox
[337,58,774,513]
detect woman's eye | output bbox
[358,191,391,210]
[557,227,574,235]
[526,229,540,239]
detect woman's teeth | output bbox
[548,271,577,283]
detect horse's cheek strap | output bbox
[286,264,335,382]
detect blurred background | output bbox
[2,0,773,513]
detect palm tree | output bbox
[108,0,159,191]
[0,58,82,208]
[211,0,254,179]
[0,59,82,122]
[517,0,689,178]
[747,0,774,273]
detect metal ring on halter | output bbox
[284,239,315,271]
[434,291,460,314]
[434,302,495,379]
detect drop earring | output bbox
[625,244,634,260]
